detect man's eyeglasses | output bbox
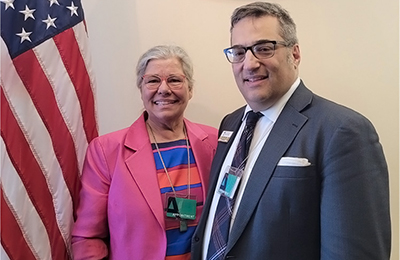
[142,74,186,90]
[223,40,288,63]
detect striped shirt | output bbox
[152,139,204,260]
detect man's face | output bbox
[230,16,301,111]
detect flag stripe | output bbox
[1,37,73,248]
[73,21,97,100]
[1,190,37,260]
[1,244,11,260]
[1,138,52,259]
[1,89,69,259]
[13,47,81,216]
[72,22,98,142]
[1,1,98,258]
[33,32,88,175]
[54,26,98,143]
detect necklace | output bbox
[147,123,194,232]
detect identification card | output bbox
[166,195,196,220]
[218,165,244,199]
[218,130,234,143]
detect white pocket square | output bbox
[277,157,311,167]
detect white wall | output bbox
[82,0,399,258]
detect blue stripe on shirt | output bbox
[166,226,196,256]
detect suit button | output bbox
[194,236,200,242]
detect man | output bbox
[191,2,391,260]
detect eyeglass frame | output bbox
[141,74,187,90]
[223,40,289,63]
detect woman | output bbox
[71,45,218,259]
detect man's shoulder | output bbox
[311,93,367,121]
[294,82,368,121]
[294,89,375,133]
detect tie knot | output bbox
[245,111,263,127]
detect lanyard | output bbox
[147,123,191,198]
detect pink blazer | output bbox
[72,113,218,260]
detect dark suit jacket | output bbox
[191,81,391,260]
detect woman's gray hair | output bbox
[136,45,194,91]
[230,2,298,46]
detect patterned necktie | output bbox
[207,111,263,260]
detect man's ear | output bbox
[292,44,301,68]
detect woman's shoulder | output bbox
[91,114,147,145]
[185,119,217,135]
[92,127,131,143]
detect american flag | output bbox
[1,0,98,259]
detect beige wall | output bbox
[83,0,399,257]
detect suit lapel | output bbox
[208,109,245,198]
[195,108,245,241]
[227,83,312,251]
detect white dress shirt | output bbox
[202,78,300,259]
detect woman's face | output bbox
[140,57,192,127]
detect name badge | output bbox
[166,196,196,220]
[218,165,244,199]
[218,131,233,143]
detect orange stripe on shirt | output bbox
[157,165,201,189]
[165,252,190,260]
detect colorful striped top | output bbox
[151,139,204,260]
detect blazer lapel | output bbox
[227,83,312,251]
[184,119,215,199]
[124,114,166,231]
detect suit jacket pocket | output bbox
[273,164,316,178]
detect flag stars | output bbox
[1,0,15,10]
[67,2,78,16]
[42,15,57,29]
[16,28,32,43]
[48,0,60,7]
[7,0,82,46]
[19,5,36,21]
